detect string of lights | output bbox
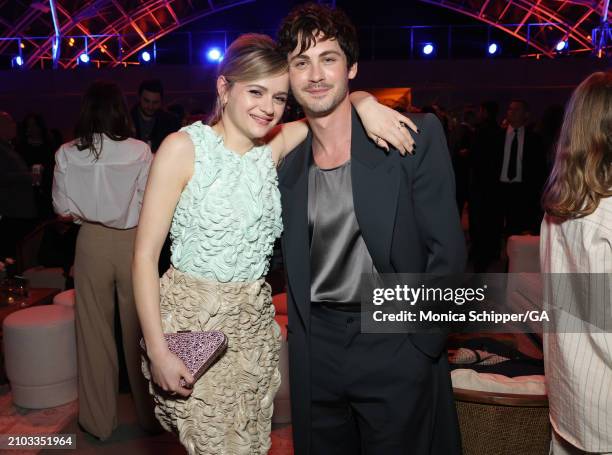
[2,20,607,71]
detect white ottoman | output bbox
[53,289,75,308]
[3,305,77,408]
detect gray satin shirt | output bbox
[308,160,376,304]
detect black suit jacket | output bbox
[470,125,547,235]
[495,128,546,189]
[496,128,547,232]
[130,107,181,153]
[517,129,547,230]
[470,121,505,191]
[278,109,467,454]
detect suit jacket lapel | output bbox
[279,134,312,331]
[280,109,400,326]
[350,108,400,273]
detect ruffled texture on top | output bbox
[170,122,283,282]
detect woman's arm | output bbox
[136,144,154,206]
[267,91,418,165]
[350,91,418,154]
[267,120,309,165]
[51,147,71,217]
[132,131,195,397]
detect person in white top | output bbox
[540,70,612,454]
[52,80,159,440]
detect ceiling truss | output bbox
[0,0,608,67]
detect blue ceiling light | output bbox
[422,43,435,56]
[555,40,568,52]
[140,50,151,63]
[206,47,223,62]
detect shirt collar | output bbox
[507,125,525,134]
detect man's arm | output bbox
[409,114,467,358]
[412,114,466,274]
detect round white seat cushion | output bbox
[53,289,76,307]
[3,305,77,409]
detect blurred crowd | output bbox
[1,78,564,274]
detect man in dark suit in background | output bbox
[131,79,181,275]
[131,79,181,153]
[498,100,547,235]
[277,4,466,454]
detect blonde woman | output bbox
[133,33,416,454]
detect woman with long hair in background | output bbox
[541,70,612,455]
[52,80,159,440]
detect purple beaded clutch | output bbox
[140,330,228,388]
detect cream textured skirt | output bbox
[141,267,281,455]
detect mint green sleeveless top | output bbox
[169,122,283,282]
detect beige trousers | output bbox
[74,222,158,440]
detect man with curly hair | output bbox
[277,4,466,454]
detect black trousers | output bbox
[310,304,457,455]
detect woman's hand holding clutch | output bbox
[148,348,195,398]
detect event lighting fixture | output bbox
[488,43,499,55]
[78,52,90,64]
[140,50,152,63]
[11,56,24,67]
[206,47,223,62]
[555,40,568,51]
[422,43,435,56]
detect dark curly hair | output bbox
[277,2,358,68]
